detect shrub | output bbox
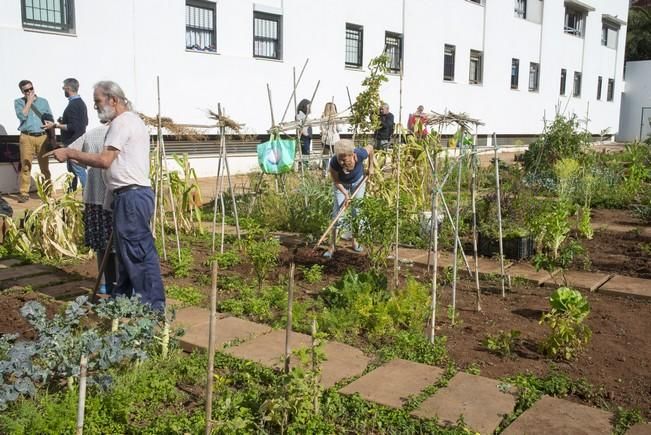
[245,237,280,289]
[205,249,241,269]
[539,287,592,360]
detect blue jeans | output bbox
[300,135,311,156]
[112,187,165,311]
[67,160,87,192]
[333,177,366,228]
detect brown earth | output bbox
[0,289,61,340]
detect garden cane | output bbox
[91,231,113,304]
[313,175,368,250]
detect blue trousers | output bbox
[112,187,165,311]
[67,161,87,192]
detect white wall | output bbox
[618,60,651,142]
[0,0,629,138]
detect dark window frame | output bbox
[511,58,520,89]
[21,0,75,33]
[564,6,586,37]
[573,71,582,98]
[384,31,403,73]
[253,11,282,60]
[444,44,456,81]
[528,62,540,92]
[345,23,364,68]
[469,49,483,85]
[560,68,567,95]
[607,78,614,101]
[186,0,217,52]
[514,0,527,19]
[597,76,603,100]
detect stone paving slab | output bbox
[224,329,312,368]
[10,273,70,289]
[505,263,556,286]
[0,259,23,268]
[320,342,370,389]
[39,280,94,300]
[598,275,651,299]
[468,257,513,276]
[542,271,612,292]
[411,372,516,434]
[502,395,613,435]
[0,264,56,283]
[627,423,651,435]
[172,306,212,330]
[179,316,272,353]
[339,359,444,409]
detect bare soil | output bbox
[0,289,61,340]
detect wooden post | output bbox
[493,133,507,297]
[470,129,481,312]
[429,150,439,344]
[280,58,309,124]
[75,354,88,435]
[205,261,218,435]
[218,105,242,241]
[266,83,276,127]
[451,127,464,323]
[284,262,295,374]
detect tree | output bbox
[626,6,651,61]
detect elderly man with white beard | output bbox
[53,81,165,312]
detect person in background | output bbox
[320,102,341,176]
[296,99,312,161]
[52,81,165,312]
[407,105,429,138]
[68,122,114,294]
[13,80,53,203]
[44,78,89,192]
[324,139,374,258]
[374,102,394,151]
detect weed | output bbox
[300,264,324,284]
[447,305,463,326]
[169,247,193,278]
[484,330,521,358]
[205,249,241,269]
[166,284,205,307]
[194,273,211,287]
[465,363,481,376]
[245,237,280,289]
[613,407,644,435]
[641,243,651,256]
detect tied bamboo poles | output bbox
[204,261,219,435]
[493,133,507,297]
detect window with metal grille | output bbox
[345,24,363,68]
[528,62,539,92]
[573,71,582,97]
[564,7,585,37]
[514,0,527,19]
[597,76,603,100]
[21,0,74,33]
[469,50,483,84]
[186,1,216,52]
[444,44,456,81]
[511,59,520,89]
[253,11,282,60]
[601,22,618,49]
[385,32,402,73]
[607,78,614,101]
[560,69,567,95]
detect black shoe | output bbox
[17,195,29,203]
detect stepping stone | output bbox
[225,329,312,368]
[179,316,271,352]
[394,248,430,264]
[0,264,55,282]
[502,396,613,435]
[542,271,612,292]
[0,258,23,268]
[10,273,69,289]
[339,359,444,408]
[320,342,370,388]
[411,372,516,434]
[172,306,212,330]
[505,263,556,286]
[39,280,94,300]
[598,275,651,300]
[627,423,651,434]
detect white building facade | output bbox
[618,60,651,142]
[0,0,629,139]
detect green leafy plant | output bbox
[539,287,592,360]
[166,284,205,307]
[245,237,280,290]
[446,305,462,326]
[346,195,396,272]
[613,407,644,435]
[169,247,193,278]
[205,249,241,269]
[300,264,324,284]
[349,53,390,143]
[484,330,521,358]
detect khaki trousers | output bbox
[19,133,51,195]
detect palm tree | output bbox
[626,6,651,61]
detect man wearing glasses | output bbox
[13,80,53,203]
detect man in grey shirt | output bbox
[53,81,164,311]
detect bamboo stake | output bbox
[218,105,241,241]
[311,318,320,413]
[470,129,481,312]
[451,128,464,324]
[210,131,224,253]
[266,83,276,127]
[284,262,295,374]
[429,152,439,344]
[394,124,402,291]
[493,133,507,297]
[155,78,167,261]
[346,86,356,143]
[204,261,218,435]
[75,354,88,435]
[280,58,309,124]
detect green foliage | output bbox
[300,264,324,284]
[346,195,396,272]
[613,407,644,435]
[168,247,193,278]
[539,287,592,360]
[165,284,204,307]
[378,332,448,366]
[523,114,590,176]
[205,249,241,269]
[349,54,390,141]
[626,6,651,62]
[245,236,280,289]
[484,330,521,358]
[446,305,463,326]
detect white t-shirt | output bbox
[103,111,151,191]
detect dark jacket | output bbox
[61,97,88,146]
[375,112,395,140]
